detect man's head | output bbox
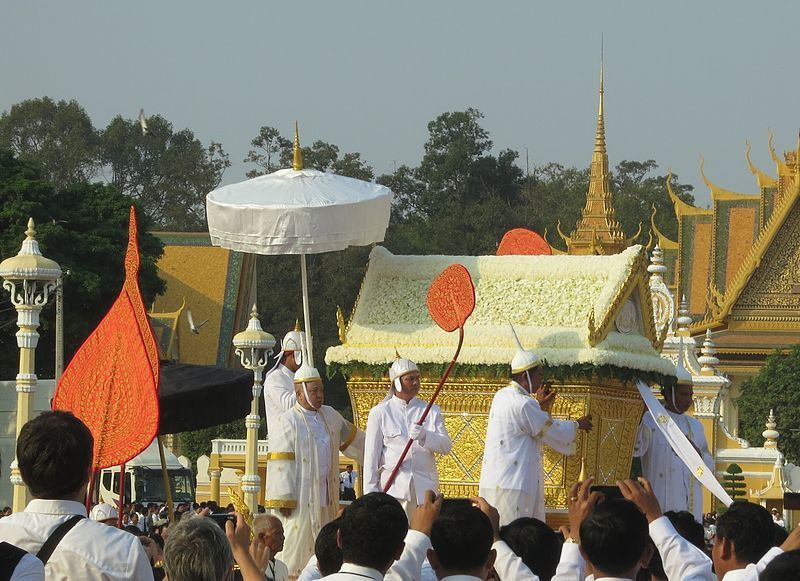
[661,383,694,414]
[511,365,544,394]
[579,499,651,579]
[316,517,343,577]
[712,501,775,578]
[295,380,324,410]
[338,492,408,574]
[499,517,561,581]
[345,465,353,473]
[164,517,233,581]
[279,325,305,372]
[253,514,284,556]
[428,506,495,580]
[388,356,420,402]
[17,410,93,500]
[90,502,119,526]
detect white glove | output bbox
[409,423,427,445]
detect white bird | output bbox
[138,108,148,136]
[187,310,209,334]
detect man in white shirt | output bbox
[0,411,154,580]
[253,514,289,581]
[479,336,592,525]
[427,503,496,580]
[265,357,365,578]
[340,465,358,501]
[263,322,305,437]
[364,355,452,520]
[633,372,713,522]
[771,508,785,528]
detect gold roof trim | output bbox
[768,129,791,177]
[666,169,710,217]
[542,227,567,255]
[698,176,800,325]
[745,141,777,189]
[587,246,660,349]
[699,155,759,202]
[650,204,678,250]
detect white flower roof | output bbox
[325,245,675,376]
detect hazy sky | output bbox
[2,1,799,208]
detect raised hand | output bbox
[617,477,663,523]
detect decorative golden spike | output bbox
[227,487,253,532]
[394,348,401,359]
[294,319,301,332]
[578,457,587,482]
[292,121,303,171]
[595,47,606,156]
[335,306,346,343]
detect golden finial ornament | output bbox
[292,122,303,171]
[394,348,401,360]
[294,319,302,332]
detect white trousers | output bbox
[479,487,537,526]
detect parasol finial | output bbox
[294,319,302,332]
[293,121,304,171]
[394,348,401,360]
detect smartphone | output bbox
[208,512,236,529]
[589,485,624,502]
[440,498,474,513]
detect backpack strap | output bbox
[36,515,84,565]
[0,541,28,579]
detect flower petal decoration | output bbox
[496,228,552,256]
[53,207,160,469]
[426,264,476,332]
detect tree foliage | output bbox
[0,150,165,379]
[737,345,800,463]
[244,126,291,178]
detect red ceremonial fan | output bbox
[53,207,160,512]
[496,228,552,255]
[383,264,475,493]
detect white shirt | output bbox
[266,558,290,581]
[364,396,452,504]
[264,364,297,437]
[301,407,333,505]
[633,409,713,521]
[340,470,357,489]
[0,499,153,581]
[2,548,45,581]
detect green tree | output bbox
[0,149,165,379]
[737,345,800,463]
[0,97,100,188]
[101,114,230,231]
[722,463,747,501]
[243,126,291,178]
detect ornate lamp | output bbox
[232,306,276,512]
[0,219,61,511]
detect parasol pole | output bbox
[383,325,465,493]
[117,462,126,528]
[300,253,314,364]
[157,436,176,523]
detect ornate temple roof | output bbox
[326,245,674,375]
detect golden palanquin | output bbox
[327,245,674,517]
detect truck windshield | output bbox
[133,468,194,503]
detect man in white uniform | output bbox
[265,356,365,579]
[479,336,592,525]
[263,322,305,437]
[633,361,712,522]
[364,355,452,520]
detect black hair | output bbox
[17,411,93,499]
[339,493,408,572]
[760,549,800,581]
[647,511,706,580]
[315,517,343,576]
[715,501,774,564]
[430,506,493,573]
[580,499,648,576]
[499,517,561,581]
[774,522,789,546]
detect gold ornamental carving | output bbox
[347,374,643,512]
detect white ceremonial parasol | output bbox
[206,125,392,362]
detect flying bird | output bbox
[187,310,209,334]
[138,109,148,136]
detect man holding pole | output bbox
[479,331,593,525]
[263,322,305,436]
[363,354,452,520]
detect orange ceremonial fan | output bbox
[496,228,552,256]
[426,264,476,332]
[384,263,475,494]
[53,207,160,470]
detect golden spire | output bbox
[561,47,627,256]
[292,121,303,171]
[294,319,302,332]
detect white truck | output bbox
[97,440,194,506]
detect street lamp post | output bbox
[0,219,61,511]
[232,305,275,513]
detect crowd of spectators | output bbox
[1,410,800,580]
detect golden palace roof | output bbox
[325,245,674,375]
